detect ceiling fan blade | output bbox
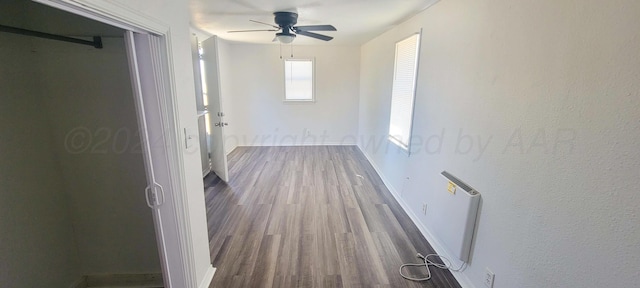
[295,30,333,41]
[250,20,280,29]
[294,25,337,31]
[228,29,279,33]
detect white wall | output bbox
[38,37,160,274]
[359,0,640,287]
[220,43,361,152]
[0,34,82,288]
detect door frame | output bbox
[33,1,206,287]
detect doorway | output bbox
[0,1,162,287]
[192,35,230,183]
[2,0,216,287]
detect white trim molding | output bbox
[33,0,167,34]
[147,30,199,288]
[198,266,216,288]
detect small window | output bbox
[388,33,420,151]
[284,59,314,101]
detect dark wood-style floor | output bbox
[205,146,461,288]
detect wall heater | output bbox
[431,171,481,262]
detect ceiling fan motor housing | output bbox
[274,11,298,34]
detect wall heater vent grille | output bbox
[432,171,481,262]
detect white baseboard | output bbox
[235,142,357,147]
[225,143,357,156]
[357,145,476,288]
[198,265,216,288]
[80,273,163,287]
[226,144,238,156]
[69,276,87,288]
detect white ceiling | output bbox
[189,0,439,45]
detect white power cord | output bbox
[399,253,466,281]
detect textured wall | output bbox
[219,43,361,150]
[0,33,82,288]
[359,0,640,287]
[39,37,161,274]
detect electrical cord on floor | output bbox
[399,253,466,281]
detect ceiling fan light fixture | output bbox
[276,32,295,44]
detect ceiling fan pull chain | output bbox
[280,42,283,59]
[290,43,294,58]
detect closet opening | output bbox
[1,1,165,287]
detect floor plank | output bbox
[206,146,461,288]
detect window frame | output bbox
[283,58,316,102]
[388,32,421,154]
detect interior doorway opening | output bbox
[192,35,230,183]
[0,1,166,287]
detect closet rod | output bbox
[0,24,102,49]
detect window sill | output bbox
[388,136,411,156]
[283,99,315,103]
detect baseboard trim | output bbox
[226,145,238,156]
[69,276,87,288]
[225,143,357,155]
[234,143,357,147]
[357,145,476,288]
[84,273,163,287]
[198,265,216,288]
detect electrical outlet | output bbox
[484,267,495,288]
[422,203,427,215]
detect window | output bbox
[388,33,420,151]
[284,59,314,101]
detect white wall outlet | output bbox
[484,267,495,288]
[422,203,427,215]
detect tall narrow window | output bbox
[389,33,420,151]
[284,59,314,101]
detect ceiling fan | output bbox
[228,11,336,43]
